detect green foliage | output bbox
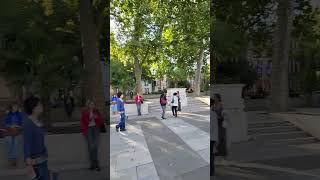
[216,60,257,85]
[0,0,82,99]
[110,59,135,92]
[300,69,320,94]
[167,65,188,88]
[111,0,209,90]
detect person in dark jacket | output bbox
[23,96,49,180]
[64,90,74,120]
[212,94,229,162]
[3,103,23,167]
[81,100,103,171]
[159,90,167,119]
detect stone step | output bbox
[248,121,292,128]
[248,125,299,135]
[253,131,310,141]
[267,137,319,146]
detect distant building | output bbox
[154,76,168,92]
[141,79,153,94]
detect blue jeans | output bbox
[117,113,126,130]
[137,103,141,115]
[33,161,50,180]
[86,127,100,167]
[161,105,166,118]
[5,135,20,160]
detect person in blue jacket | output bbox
[23,96,49,180]
[3,103,23,167]
[116,92,126,132]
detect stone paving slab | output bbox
[110,123,159,180]
[139,118,208,180]
[161,117,210,161]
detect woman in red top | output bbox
[81,100,103,171]
[135,93,143,116]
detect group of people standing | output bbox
[1,96,104,179]
[210,93,229,177]
[159,90,182,119]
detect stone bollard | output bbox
[211,84,248,144]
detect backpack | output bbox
[160,96,167,105]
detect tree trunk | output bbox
[79,0,106,116]
[134,57,142,95]
[194,48,204,97]
[271,0,293,112]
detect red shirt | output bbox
[135,95,143,104]
[81,108,103,136]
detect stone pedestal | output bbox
[166,88,187,106]
[111,103,149,116]
[212,84,248,143]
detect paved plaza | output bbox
[110,97,210,180]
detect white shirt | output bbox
[89,111,96,127]
[171,96,179,107]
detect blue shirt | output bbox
[22,117,48,160]
[3,112,23,128]
[117,99,125,112]
[111,96,118,102]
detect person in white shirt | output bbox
[171,92,179,117]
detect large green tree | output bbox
[0,0,82,123]
[111,0,209,96]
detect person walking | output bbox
[177,91,182,111]
[64,90,74,120]
[111,94,118,115]
[160,90,167,119]
[23,96,50,180]
[210,98,219,176]
[81,100,103,171]
[135,93,143,116]
[3,103,23,167]
[130,90,134,100]
[212,93,229,163]
[116,92,126,132]
[171,92,179,117]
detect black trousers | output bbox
[172,106,177,117]
[216,127,227,157]
[210,141,216,176]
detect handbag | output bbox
[100,123,106,133]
